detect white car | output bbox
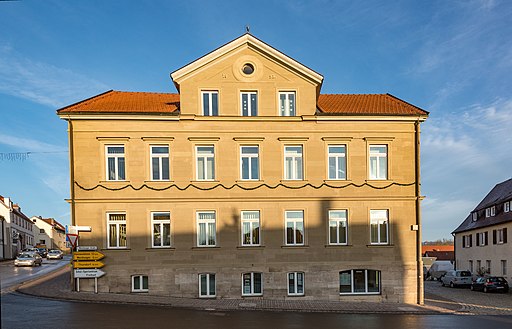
[47,249,64,260]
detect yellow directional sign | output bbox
[73,251,105,261]
[73,261,105,269]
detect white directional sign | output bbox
[76,246,98,251]
[74,269,106,278]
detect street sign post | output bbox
[73,261,105,269]
[74,269,106,279]
[76,246,98,251]
[73,251,105,261]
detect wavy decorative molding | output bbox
[75,181,415,192]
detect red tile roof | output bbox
[57,90,428,116]
[57,90,180,114]
[318,94,428,116]
[421,245,454,254]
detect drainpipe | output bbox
[0,216,5,259]
[69,118,76,226]
[415,120,424,305]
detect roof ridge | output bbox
[112,90,179,95]
[319,93,387,96]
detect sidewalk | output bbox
[16,266,453,314]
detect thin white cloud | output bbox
[0,133,67,153]
[421,98,512,239]
[0,45,108,108]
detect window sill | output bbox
[235,180,264,183]
[365,179,392,183]
[191,246,220,250]
[323,179,351,183]
[101,248,131,251]
[281,245,309,249]
[340,292,381,296]
[325,244,351,248]
[190,180,220,183]
[280,180,309,183]
[237,245,264,249]
[100,180,129,183]
[366,244,394,248]
[145,247,175,251]
[144,180,174,183]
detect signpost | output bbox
[76,245,98,251]
[73,261,105,269]
[74,269,106,279]
[73,251,105,261]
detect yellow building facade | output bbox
[58,34,428,304]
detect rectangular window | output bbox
[328,145,347,180]
[197,211,216,247]
[39,229,45,234]
[151,212,171,248]
[370,210,389,245]
[288,272,305,296]
[279,92,296,116]
[132,275,148,292]
[241,211,260,246]
[502,260,507,276]
[476,260,481,273]
[477,231,488,246]
[240,146,260,180]
[469,260,473,273]
[329,210,348,245]
[472,212,478,221]
[369,145,387,180]
[241,91,257,116]
[150,146,170,181]
[463,234,472,248]
[106,145,126,181]
[339,269,381,295]
[505,201,510,213]
[242,272,262,296]
[196,146,215,180]
[285,211,304,246]
[107,213,127,249]
[486,260,491,274]
[202,91,219,116]
[284,146,303,180]
[485,206,496,217]
[199,273,216,298]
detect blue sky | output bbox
[0,0,510,241]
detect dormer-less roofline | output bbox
[170,33,324,93]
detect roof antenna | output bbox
[245,25,250,34]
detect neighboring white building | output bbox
[31,216,66,251]
[0,195,35,259]
[453,178,512,279]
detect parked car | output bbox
[427,261,454,280]
[47,249,63,260]
[441,270,472,287]
[471,276,509,293]
[14,253,43,267]
[36,248,48,258]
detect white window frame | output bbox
[284,145,304,180]
[463,234,471,248]
[150,145,170,181]
[242,272,263,296]
[486,206,496,218]
[472,212,478,221]
[196,211,216,247]
[106,145,126,181]
[240,91,257,116]
[151,212,171,248]
[285,210,305,246]
[339,269,381,295]
[241,211,260,246]
[279,91,296,116]
[195,145,215,181]
[369,145,387,180]
[327,145,347,180]
[107,213,127,249]
[201,91,219,116]
[240,146,260,180]
[505,201,510,213]
[497,228,505,244]
[287,272,305,296]
[370,210,389,245]
[328,210,348,245]
[199,273,216,298]
[477,232,487,246]
[132,275,148,292]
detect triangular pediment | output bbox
[170,33,323,92]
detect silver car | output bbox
[441,270,472,288]
[47,249,63,260]
[14,253,43,267]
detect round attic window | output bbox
[242,63,255,75]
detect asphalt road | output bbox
[2,292,512,329]
[0,256,70,293]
